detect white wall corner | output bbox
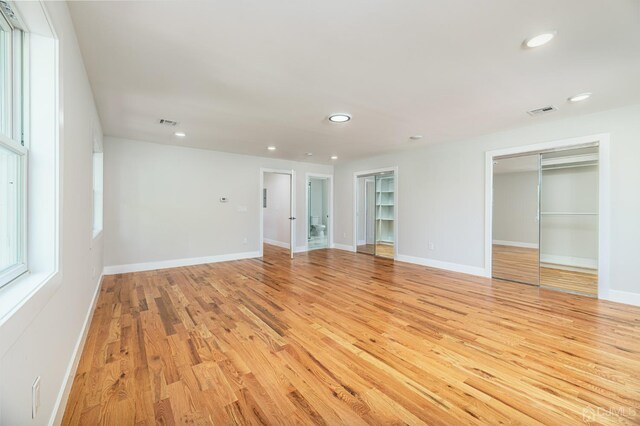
[396,254,486,277]
[263,238,290,249]
[333,243,356,252]
[103,251,261,275]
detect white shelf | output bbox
[375,176,394,243]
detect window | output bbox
[0,7,26,288]
[92,151,103,237]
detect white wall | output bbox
[0,2,104,424]
[263,173,290,247]
[493,171,539,246]
[334,103,640,298]
[104,137,333,269]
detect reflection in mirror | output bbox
[356,176,376,255]
[308,177,329,250]
[539,147,598,296]
[492,154,540,285]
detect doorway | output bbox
[260,169,295,259]
[489,140,605,297]
[354,168,396,259]
[306,174,332,250]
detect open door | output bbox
[261,169,296,259]
[289,172,295,259]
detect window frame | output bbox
[0,9,27,289]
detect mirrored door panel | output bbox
[539,147,599,296]
[492,154,540,285]
[356,176,376,255]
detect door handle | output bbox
[289,217,296,220]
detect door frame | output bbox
[353,167,399,259]
[260,168,296,258]
[305,173,334,250]
[484,133,610,298]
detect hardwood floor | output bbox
[63,244,640,425]
[492,244,598,296]
[492,244,540,285]
[356,243,394,259]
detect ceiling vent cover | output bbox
[527,106,558,116]
[159,119,178,126]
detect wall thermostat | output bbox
[220,197,229,203]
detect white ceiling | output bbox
[68,0,640,164]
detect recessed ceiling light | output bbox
[174,131,186,137]
[267,146,276,151]
[568,92,592,102]
[524,31,556,48]
[331,155,338,160]
[409,135,423,140]
[306,152,313,156]
[328,113,351,123]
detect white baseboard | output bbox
[103,251,261,275]
[540,254,597,270]
[50,272,104,426]
[605,290,640,307]
[295,246,308,253]
[333,243,355,252]
[493,240,539,249]
[263,238,290,249]
[396,254,486,277]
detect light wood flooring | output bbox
[63,245,639,425]
[356,243,394,259]
[492,244,598,296]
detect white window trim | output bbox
[0,9,28,288]
[0,0,61,358]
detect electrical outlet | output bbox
[32,376,41,419]
[342,232,347,238]
[428,242,435,250]
[242,237,248,245]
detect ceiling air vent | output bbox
[527,105,558,116]
[159,119,178,126]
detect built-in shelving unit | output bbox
[375,176,394,243]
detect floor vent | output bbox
[159,119,178,126]
[527,105,558,116]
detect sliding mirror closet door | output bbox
[492,154,540,285]
[374,173,394,259]
[539,147,599,296]
[356,176,376,255]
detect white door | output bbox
[289,173,295,259]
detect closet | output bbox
[492,146,599,296]
[356,171,395,259]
